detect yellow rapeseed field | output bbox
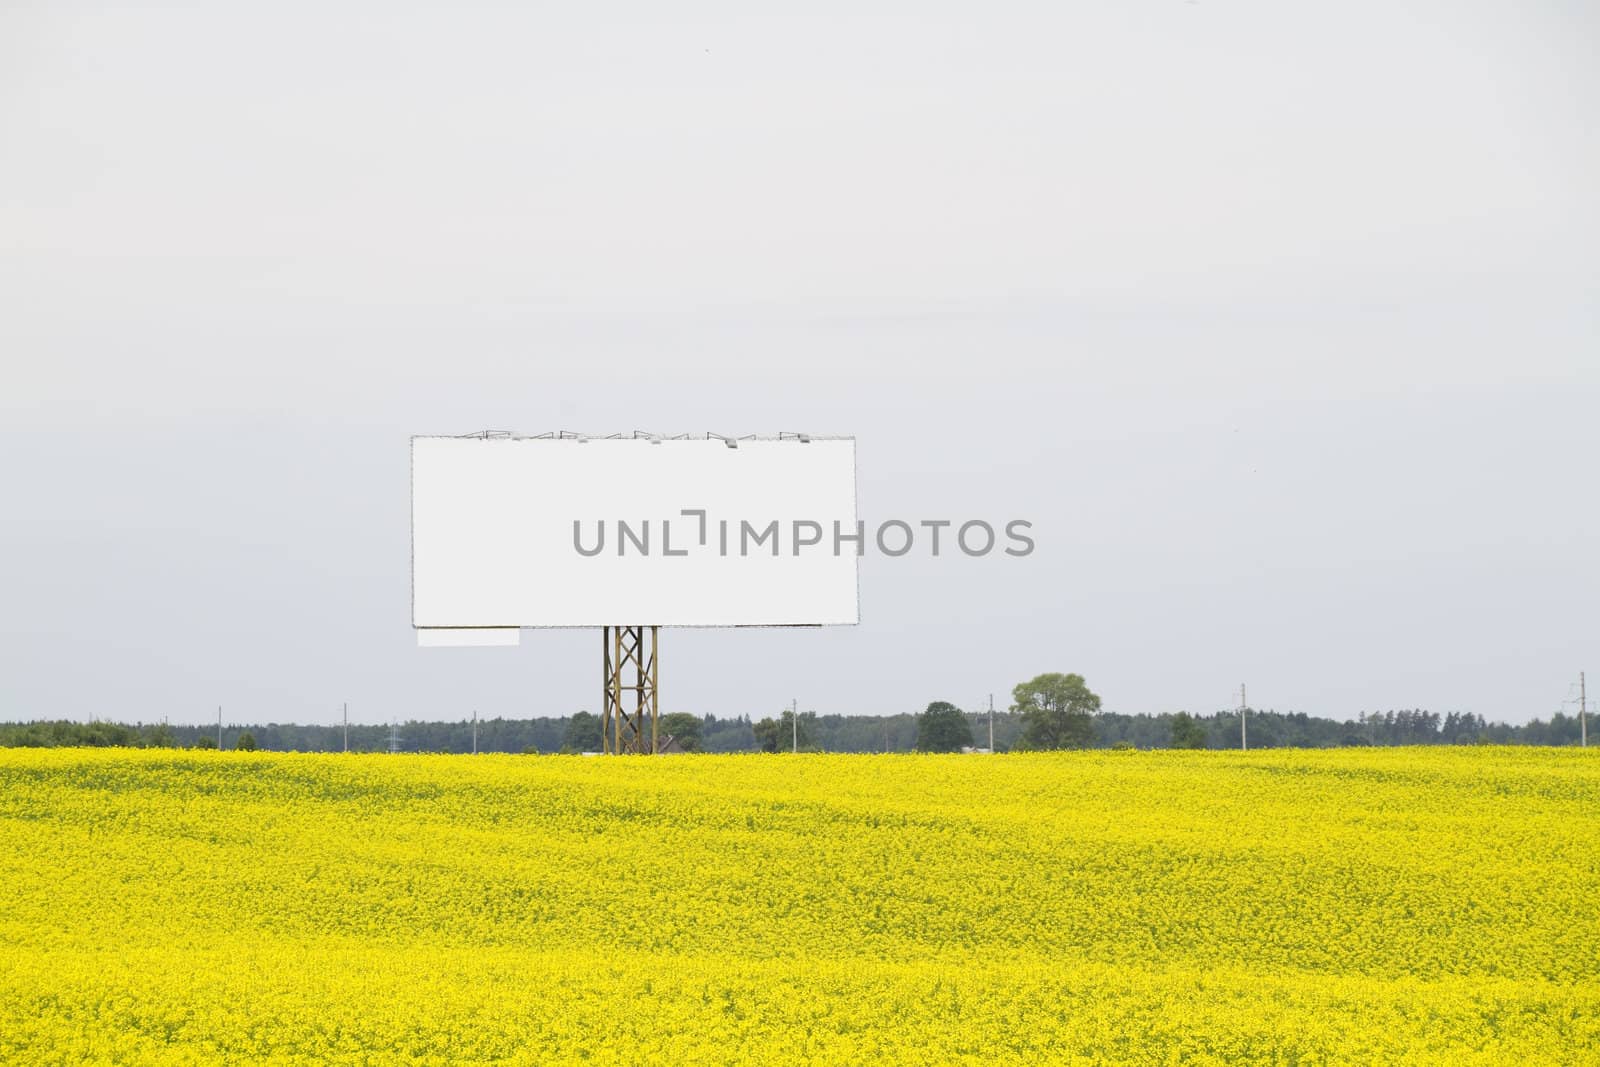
[0,747,1595,1065]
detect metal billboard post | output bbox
[603,625,658,754]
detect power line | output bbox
[1559,675,1589,747]
[1239,683,1248,751]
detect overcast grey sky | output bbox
[2,2,1596,728]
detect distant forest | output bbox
[0,707,1588,752]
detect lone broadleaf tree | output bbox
[915,702,973,753]
[561,711,602,753]
[1169,711,1208,749]
[658,712,704,752]
[1011,673,1099,750]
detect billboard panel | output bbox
[412,435,858,630]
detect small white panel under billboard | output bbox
[412,435,858,628]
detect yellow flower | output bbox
[0,747,1594,1063]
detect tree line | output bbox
[1,672,1589,751]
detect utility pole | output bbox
[988,693,995,753]
[1582,672,1588,749]
[791,698,798,754]
[1239,683,1248,751]
[472,710,479,755]
[217,706,222,750]
[342,702,348,753]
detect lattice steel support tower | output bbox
[602,625,658,754]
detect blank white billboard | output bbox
[412,434,858,631]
